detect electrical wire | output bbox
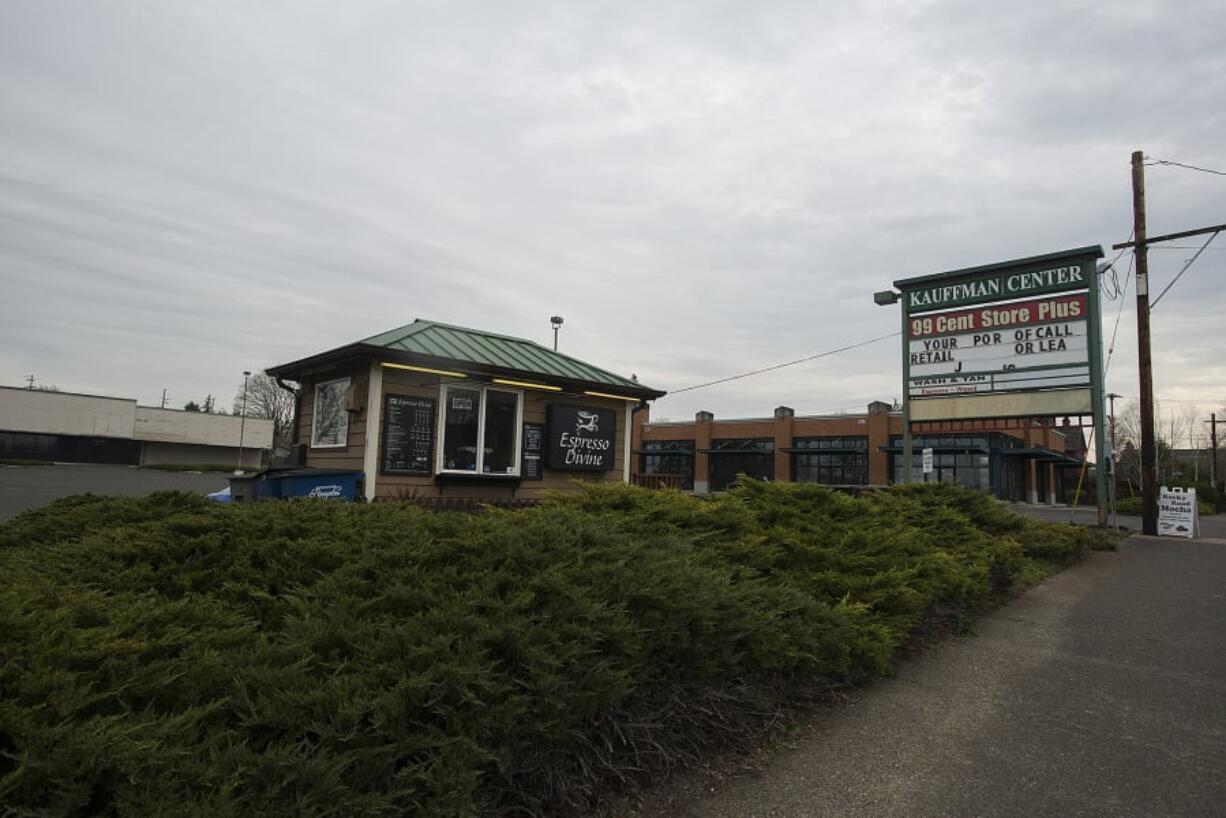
[1102,251,1134,381]
[1143,156,1226,177]
[667,331,900,395]
[1098,228,1133,301]
[1150,229,1222,309]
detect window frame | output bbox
[310,376,352,449]
[436,383,524,477]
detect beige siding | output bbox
[299,368,368,471]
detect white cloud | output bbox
[0,0,1223,422]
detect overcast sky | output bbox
[2,1,1223,440]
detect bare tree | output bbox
[234,373,296,451]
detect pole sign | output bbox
[908,293,1091,397]
[1157,486,1199,538]
[922,447,934,474]
[894,246,1104,421]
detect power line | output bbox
[1103,251,1135,380]
[668,331,900,395]
[1098,228,1133,300]
[1109,394,1226,406]
[1150,228,1221,309]
[1144,156,1226,177]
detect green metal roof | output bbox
[360,319,649,392]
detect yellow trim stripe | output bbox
[493,378,563,391]
[381,362,467,378]
[583,390,641,402]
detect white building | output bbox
[0,386,273,467]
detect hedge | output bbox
[0,481,1111,816]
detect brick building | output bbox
[631,401,1088,504]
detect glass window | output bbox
[482,389,519,474]
[889,433,997,490]
[442,386,481,471]
[708,438,773,491]
[642,440,695,490]
[311,377,351,448]
[439,385,522,475]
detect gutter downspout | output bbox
[626,400,649,484]
[274,376,300,464]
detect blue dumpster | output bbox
[228,471,275,502]
[273,468,365,502]
[227,468,364,502]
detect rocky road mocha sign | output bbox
[545,403,616,471]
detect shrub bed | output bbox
[0,481,1111,816]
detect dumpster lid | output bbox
[272,467,364,478]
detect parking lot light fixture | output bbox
[237,370,251,475]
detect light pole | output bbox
[237,370,251,474]
[874,289,911,483]
[550,315,564,351]
[1107,392,1120,532]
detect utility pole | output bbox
[25,374,35,389]
[1130,150,1158,535]
[1210,413,1219,496]
[161,388,168,409]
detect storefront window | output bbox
[792,437,868,485]
[311,377,351,448]
[641,440,695,490]
[889,435,990,490]
[708,438,773,492]
[440,385,522,475]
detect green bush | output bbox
[0,481,1110,816]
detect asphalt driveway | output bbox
[0,463,229,523]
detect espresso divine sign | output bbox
[906,293,1092,398]
[545,404,616,471]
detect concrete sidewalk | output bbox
[660,535,1226,817]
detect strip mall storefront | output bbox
[266,320,664,501]
[632,401,1087,503]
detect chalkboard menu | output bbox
[381,394,435,475]
[521,422,544,480]
[545,404,617,471]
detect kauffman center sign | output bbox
[893,246,1105,422]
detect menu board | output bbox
[381,394,435,475]
[521,422,544,480]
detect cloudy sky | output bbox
[2,1,1223,439]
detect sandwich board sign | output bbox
[1157,486,1200,538]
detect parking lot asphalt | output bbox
[0,463,229,523]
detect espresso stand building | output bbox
[266,320,665,503]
